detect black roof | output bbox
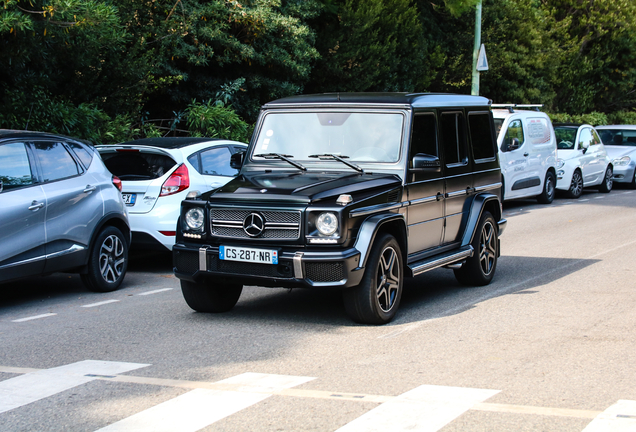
[0,129,77,141]
[553,123,583,128]
[105,137,223,149]
[264,92,492,109]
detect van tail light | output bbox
[112,175,123,192]
[160,163,190,196]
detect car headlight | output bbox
[185,207,205,230]
[556,158,565,169]
[316,212,338,236]
[612,156,631,166]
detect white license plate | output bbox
[219,246,278,264]
[122,193,136,206]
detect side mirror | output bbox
[508,138,520,151]
[230,151,245,170]
[410,153,441,172]
[580,141,589,153]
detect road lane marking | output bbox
[139,288,173,296]
[582,400,636,431]
[95,373,315,432]
[11,313,57,322]
[334,384,499,432]
[0,360,149,414]
[81,300,120,308]
[473,402,598,419]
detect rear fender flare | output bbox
[461,194,501,248]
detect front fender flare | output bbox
[353,213,406,270]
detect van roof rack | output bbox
[491,104,543,113]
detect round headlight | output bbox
[185,207,205,230]
[556,158,565,169]
[316,212,338,236]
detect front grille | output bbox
[174,250,199,274]
[305,262,345,283]
[210,208,301,240]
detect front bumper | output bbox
[612,164,636,184]
[173,243,364,289]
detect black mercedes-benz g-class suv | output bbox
[173,93,507,324]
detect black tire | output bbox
[598,166,613,193]
[566,169,583,198]
[630,170,636,190]
[454,211,498,286]
[181,280,242,313]
[537,171,556,204]
[343,233,403,325]
[81,226,128,292]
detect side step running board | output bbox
[408,246,474,277]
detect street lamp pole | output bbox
[471,0,482,95]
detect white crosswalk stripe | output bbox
[95,372,315,432]
[582,400,636,432]
[0,360,149,414]
[335,384,499,432]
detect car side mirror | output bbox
[508,138,520,151]
[580,141,589,153]
[410,153,441,172]
[230,151,245,170]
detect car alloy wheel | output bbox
[568,170,583,198]
[99,234,126,283]
[479,219,497,276]
[376,245,401,313]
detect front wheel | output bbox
[181,280,243,313]
[537,171,556,204]
[598,166,613,193]
[81,226,128,292]
[454,211,498,286]
[343,233,403,325]
[566,170,583,198]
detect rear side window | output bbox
[68,142,94,168]
[101,152,176,180]
[33,142,80,182]
[440,112,467,166]
[468,112,495,161]
[189,147,238,177]
[0,142,34,191]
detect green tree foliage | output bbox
[307,0,429,93]
[186,100,252,143]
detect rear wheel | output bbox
[566,170,583,198]
[454,211,498,286]
[181,280,243,312]
[630,170,636,189]
[81,226,128,292]
[537,171,556,204]
[343,233,403,325]
[598,166,613,193]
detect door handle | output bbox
[28,201,44,211]
[466,186,476,194]
[523,152,529,157]
[84,185,97,193]
[436,192,444,201]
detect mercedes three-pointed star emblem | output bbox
[243,213,265,237]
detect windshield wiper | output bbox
[308,154,364,174]
[254,153,306,171]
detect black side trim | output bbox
[511,176,541,190]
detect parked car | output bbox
[553,123,613,198]
[595,125,636,188]
[492,104,557,203]
[96,138,247,251]
[173,93,507,324]
[0,130,130,292]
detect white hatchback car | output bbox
[553,124,613,198]
[97,138,247,251]
[492,105,557,203]
[596,125,636,188]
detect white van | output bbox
[492,105,557,203]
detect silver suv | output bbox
[0,130,131,292]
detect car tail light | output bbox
[112,175,123,192]
[160,163,189,196]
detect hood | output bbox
[205,170,402,203]
[604,145,636,159]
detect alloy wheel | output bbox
[479,221,497,276]
[98,234,126,283]
[376,246,400,313]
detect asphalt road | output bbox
[1,187,636,431]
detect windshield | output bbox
[252,111,404,163]
[554,127,577,149]
[598,129,636,147]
